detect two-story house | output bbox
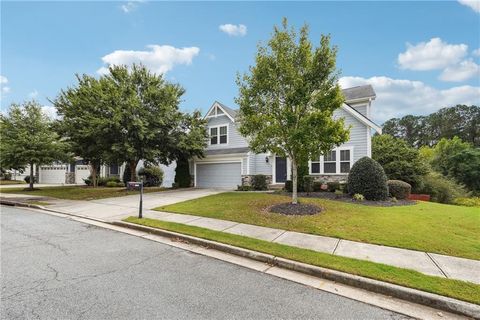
[191,84,382,189]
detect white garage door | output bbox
[196,162,241,189]
[75,165,91,184]
[39,165,67,184]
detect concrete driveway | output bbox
[44,188,221,221]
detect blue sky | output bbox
[1,1,479,122]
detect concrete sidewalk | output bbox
[2,190,479,285]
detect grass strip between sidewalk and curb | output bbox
[124,216,480,307]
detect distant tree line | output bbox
[382,105,479,148]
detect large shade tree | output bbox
[54,64,207,184]
[236,19,349,204]
[54,75,113,187]
[103,64,207,181]
[0,101,68,189]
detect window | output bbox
[210,125,227,145]
[210,127,218,145]
[109,164,119,175]
[324,150,336,173]
[340,150,351,173]
[220,126,227,144]
[309,148,353,174]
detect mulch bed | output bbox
[269,202,321,215]
[277,191,416,207]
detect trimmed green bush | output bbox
[313,181,323,192]
[387,180,412,200]
[347,157,388,201]
[174,156,191,188]
[353,193,365,201]
[24,176,36,184]
[303,176,314,194]
[285,180,293,192]
[105,181,118,188]
[327,181,340,192]
[139,166,164,187]
[251,174,268,191]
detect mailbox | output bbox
[127,181,142,191]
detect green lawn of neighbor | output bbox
[157,192,480,260]
[125,216,480,305]
[0,186,168,201]
[0,180,25,185]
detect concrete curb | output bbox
[0,199,45,210]
[114,220,480,319]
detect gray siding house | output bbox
[192,85,382,189]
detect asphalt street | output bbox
[1,206,410,319]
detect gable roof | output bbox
[205,85,381,133]
[342,85,376,102]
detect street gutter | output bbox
[1,199,479,319]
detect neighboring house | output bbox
[191,85,382,189]
[12,160,176,187]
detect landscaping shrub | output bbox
[138,166,164,187]
[97,177,108,187]
[2,172,12,180]
[123,164,132,184]
[174,156,191,188]
[387,180,411,200]
[347,157,388,201]
[83,176,92,186]
[453,197,480,207]
[327,181,340,192]
[353,193,365,201]
[106,181,118,188]
[313,181,323,192]
[418,172,468,204]
[115,182,125,188]
[285,180,293,192]
[303,176,314,194]
[237,185,253,191]
[251,174,268,191]
[24,176,36,184]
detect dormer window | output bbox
[210,125,228,145]
[207,105,225,117]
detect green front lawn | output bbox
[125,217,480,305]
[157,192,480,260]
[0,180,25,185]
[0,186,168,200]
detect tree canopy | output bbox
[54,64,207,184]
[382,105,479,147]
[0,101,68,189]
[372,134,428,190]
[236,19,349,204]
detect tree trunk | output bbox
[29,163,34,190]
[129,160,138,182]
[90,164,98,188]
[291,157,298,204]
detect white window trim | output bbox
[308,146,354,175]
[208,124,229,146]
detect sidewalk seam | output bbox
[426,252,449,279]
[271,230,287,242]
[332,239,341,255]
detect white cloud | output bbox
[458,0,480,12]
[473,48,480,56]
[97,45,200,75]
[120,0,144,13]
[339,76,480,123]
[41,105,58,119]
[219,24,247,37]
[28,89,39,99]
[0,75,10,96]
[439,59,480,82]
[398,38,468,71]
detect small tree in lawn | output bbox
[0,101,68,189]
[236,19,349,204]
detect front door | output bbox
[275,157,287,183]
